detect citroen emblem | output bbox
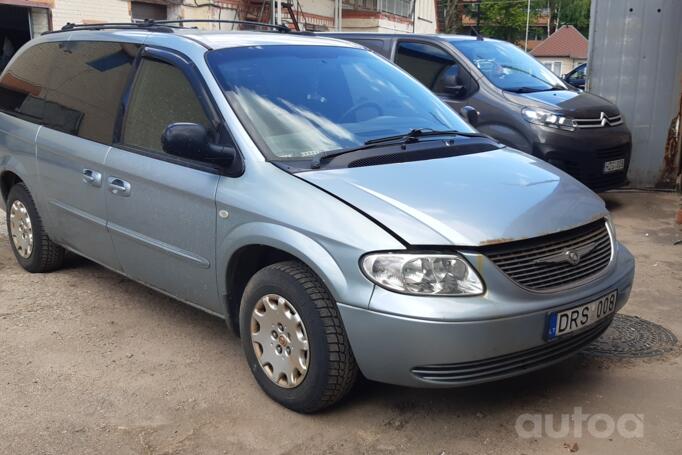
[599,112,611,127]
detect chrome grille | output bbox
[485,220,612,291]
[573,113,623,129]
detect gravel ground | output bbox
[1,192,681,455]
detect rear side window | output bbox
[45,41,138,143]
[350,39,387,55]
[122,58,212,154]
[0,43,54,124]
[395,42,455,89]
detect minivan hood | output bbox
[299,148,607,247]
[503,90,619,117]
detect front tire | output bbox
[6,183,65,273]
[240,261,358,413]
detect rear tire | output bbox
[240,260,357,413]
[6,183,65,273]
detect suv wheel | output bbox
[6,183,65,272]
[240,261,358,413]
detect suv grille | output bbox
[573,113,623,129]
[484,220,612,291]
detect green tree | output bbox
[558,0,591,37]
[475,1,542,42]
[442,0,466,34]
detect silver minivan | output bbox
[0,22,635,413]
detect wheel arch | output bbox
[218,222,350,335]
[1,170,25,208]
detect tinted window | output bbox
[568,64,586,81]
[207,46,472,160]
[45,41,138,142]
[350,39,387,55]
[0,43,55,124]
[122,58,212,154]
[395,42,455,89]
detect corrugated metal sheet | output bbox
[588,0,682,187]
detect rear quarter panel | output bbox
[0,114,43,215]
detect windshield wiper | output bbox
[510,86,564,93]
[310,129,488,169]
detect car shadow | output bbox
[334,353,615,417]
[601,193,623,211]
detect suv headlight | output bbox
[522,107,575,131]
[361,253,484,296]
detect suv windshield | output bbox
[207,45,473,160]
[450,39,567,93]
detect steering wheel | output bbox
[339,102,383,123]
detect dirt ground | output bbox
[1,191,681,455]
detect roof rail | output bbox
[153,19,291,33]
[43,19,290,35]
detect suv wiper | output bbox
[365,128,486,144]
[310,129,488,169]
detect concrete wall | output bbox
[589,0,682,187]
[30,8,51,36]
[413,0,434,33]
[51,0,131,29]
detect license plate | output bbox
[603,158,625,173]
[546,290,618,340]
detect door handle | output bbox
[108,177,131,197]
[82,169,102,187]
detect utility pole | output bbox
[524,0,531,51]
[476,0,481,30]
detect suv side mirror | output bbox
[436,64,466,98]
[161,123,235,167]
[460,106,479,126]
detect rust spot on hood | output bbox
[477,213,607,246]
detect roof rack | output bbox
[154,19,290,33]
[43,19,290,35]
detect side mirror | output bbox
[436,64,466,98]
[460,106,479,126]
[161,122,235,167]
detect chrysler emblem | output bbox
[565,250,581,265]
[533,242,597,266]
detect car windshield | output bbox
[207,45,473,160]
[450,39,567,93]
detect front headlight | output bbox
[522,107,575,131]
[361,253,484,296]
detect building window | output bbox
[542,61,562,75]
[131,1,168,23]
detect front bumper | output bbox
[337,243,635,387]
[531,124,632,192]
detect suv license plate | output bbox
[546,290,618,340]
[603,158,625,173]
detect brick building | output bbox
[0,0,437,71]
